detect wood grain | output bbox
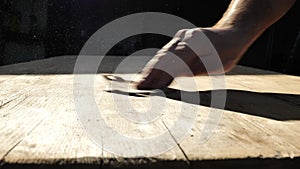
[0,56,299,169]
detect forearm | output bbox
[137,0,296,89]
[214,0,296,42]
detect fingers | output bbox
[137,29,211,90]
[137,69,174,90]
[137,48,193,90]
[137,38,181,90]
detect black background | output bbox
[1,0,299,75]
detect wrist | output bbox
[212,21,267,45]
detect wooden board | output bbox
[0,55,299,169]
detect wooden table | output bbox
[0,56,299,169]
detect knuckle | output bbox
[175,29,188,38]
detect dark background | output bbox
[0,0,299,75]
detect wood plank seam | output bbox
[0,118,45,167]
[0,92,27,110]
[0,95,28,118]
[162,120,191,165]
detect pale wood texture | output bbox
[0,56,299,169]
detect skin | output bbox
[137,0,296,90]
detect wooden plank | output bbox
[0,56,299,168]
[0,75,51,160]
[97,74,192,168]
[170,74,300,165]
[1,74,189,168]
[1,75,102,164]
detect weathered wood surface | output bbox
[0,55,299,169]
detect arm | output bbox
[214,0,296,43]
[137,0,296,90]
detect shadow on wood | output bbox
[2,157,300,169]
[108,88,300,121]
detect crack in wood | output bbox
[162,120,191,166]
[0,92,28,109]
[0,119,45,167]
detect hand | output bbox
[137,27,249,90]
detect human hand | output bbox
[137,28,245,90]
